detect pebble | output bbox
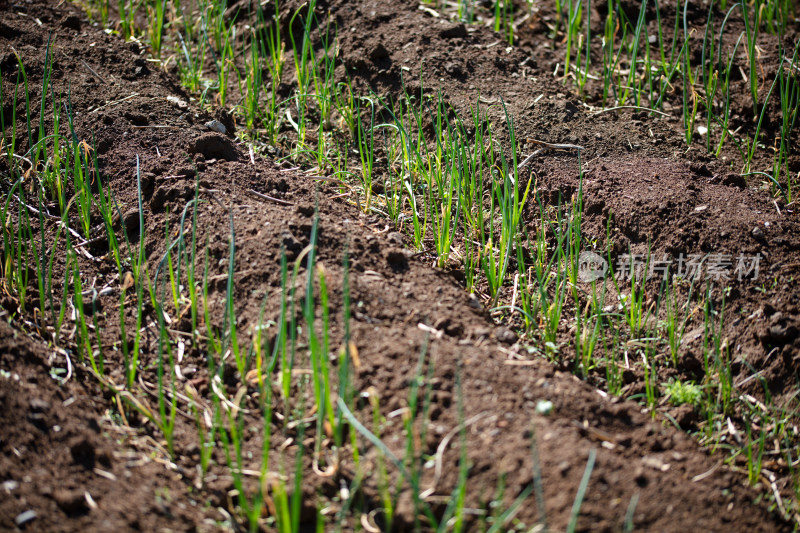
[167,95,189,110]
[535,400,554,415]
[15,510,37,527]
[467,293,482,309]
[752,226,765,239]
[386,232,404,246]
[28,398,50,412]
[495,326,517,344]
[204,119,227,135]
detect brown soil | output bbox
[1,0,799,531]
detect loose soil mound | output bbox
[1,0,798,531]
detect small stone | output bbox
[214,110,236,136]
[751,226,765,240]
[29,399,50,412]
[166,95,188,109]
[386,232,404,246]
[15,510,37,527]
[495,327,517,344]
[535,400,554,415]
[204,119,227,135]
[467,293,482,309]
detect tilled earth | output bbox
[1,0,799,531]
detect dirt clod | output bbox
[123,111,148,126]
[121,208,140,233]
[149,187,168,211]
[61,15,81,31]
[296,203,314,217]
[673,404,699,429]
[439,22,467,39]
[69,437,96,469]
[54,489,89,515]
[722,173,747,188]
[369,42,390,61]
[385,248,409,271]
[190,133,239,161]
